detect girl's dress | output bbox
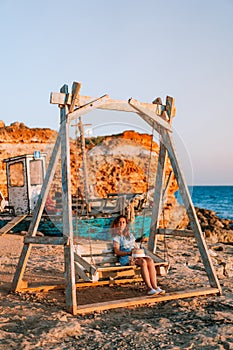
[113,232,135,266]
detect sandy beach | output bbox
[0,232,232,350]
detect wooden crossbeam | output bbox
[50,92,165,115]
[155,228,194,237]
[24,236,69,245]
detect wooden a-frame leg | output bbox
[161,129,222,292]
[60,84,77,314]
[10,126,62,292]
[10,244,32,292]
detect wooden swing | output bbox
[71,116,169,285]
[10,82,221,315]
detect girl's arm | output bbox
[113,241,131,256]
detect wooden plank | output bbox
[98,265,167,279]
[128,98,172,132]
[74,262,92,282]
[96,260,168,272]
[17,277,144,292]
[75,242,113,254]
[24,236,68,245]
[75,287,220,315]
[86,255,118,266]
[50,92,165,115]
[74,252,97,274]
[98,268,138,279]
[81,251,114,257]
[97,265,137,272]
[155,228,194,237]
[161,129,222,292]
[18,284,65,293]
[0,215,27,236]
[67,95,109,123]
[75,278,143,288]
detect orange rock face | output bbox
[0,124,178,214]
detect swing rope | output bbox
[141,125,171,263]
[161,205,170,265]
[74,117,95,265]
[140,122,155,238]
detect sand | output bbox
[0,233,233,349]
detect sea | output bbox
[190,185,233,220]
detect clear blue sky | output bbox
[1,0,232,185]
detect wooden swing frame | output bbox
[10,82,221,315]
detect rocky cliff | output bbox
[0,120,233,243]
[0,121,177,205]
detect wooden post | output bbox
[60,84,77,314]
[161,128,222,292]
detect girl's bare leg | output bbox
[137,258,153,290]
[145,257,158,289]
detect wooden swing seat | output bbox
[74,241,169,283]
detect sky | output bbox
[0,0,233,185]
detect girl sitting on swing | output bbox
[111,215,165,296]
